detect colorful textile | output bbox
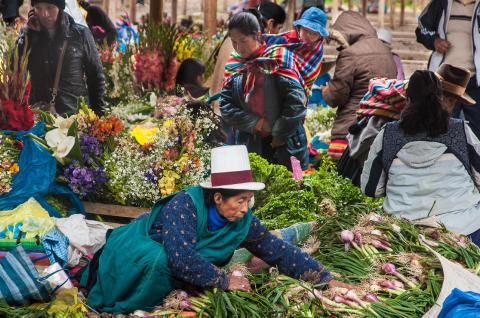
[0,238,44,251]
[0,246,52,305]
[328,139,348,160]
[0,251,50,266]
[357,78,408,120]
[42,228,69,267]
[0,197,55,240]
[223,39,324,102]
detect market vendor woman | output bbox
[83,145,337,313]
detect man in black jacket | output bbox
[416,0,480,138]
[0,0,23,25]
[16,0,105,115]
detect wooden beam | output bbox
[286,0,296,32]
[204,0,217,37]
[332,0,340,22]
[400,0,405,26]
[150,0,164,24]
[389,0,396,29]
[362,0,367,16]
[182,0,187,16]
[130,0,137,23]
[378,0,386,27]
[172,0,178,24]
[82,201,147,219]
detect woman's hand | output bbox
[227,273,251,292]
[328,279,359,291]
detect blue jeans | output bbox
[236,124,309,171]
[469,228,480,247]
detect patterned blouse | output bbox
[149,191,332,290]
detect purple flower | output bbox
[144,170,157,183]
[80,135,103,164]
[64,160,108,197]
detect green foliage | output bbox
[255,190,320,229]
[306,156,382,209]
[249,153,298,209]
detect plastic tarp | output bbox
[0,123,84,217]
[438,288,480,318]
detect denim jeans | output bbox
[453,77,480,139]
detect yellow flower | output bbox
[78,107,97,122]
[130,127,159,146]
[163,120,175,128]
[9,163,19,174]
[158,170,180,196]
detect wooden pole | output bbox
[130,0,137,23]
[107,0,116,22]
[204,0,217,37]
[172,0,178,24]
[400,0,405,26]
[182,0,187,16]
[286,0,296,31]
[150,0,164,23]
[378,0,385,27]
[389,0,396,29]
[362,0,367,16]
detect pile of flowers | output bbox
[40,96,218,206]
[104,100,218,207]
[0,38,34,131]
[0,134,21,194]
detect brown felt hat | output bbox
[435,64,476,105]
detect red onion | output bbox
[363,293,381,303]
[371,239,392,251]
[382,263,416,288]
[368,214,383,223]
[382,263,398,275]
[180,299,192,310]
[341,230,354,251]
[354,231,364,245]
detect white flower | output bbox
[52,115,75,134]
[149,92,158,108]
[45,129,75,160]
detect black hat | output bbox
[435,64,475,105]
[31,0,66,10]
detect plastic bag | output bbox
[0,123,84,217]
[438,288,480,318]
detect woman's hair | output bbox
[203,188,248,206]
[176,58,205,86]
[259,2,286,27]
[228,11,263,36]
[399,70,450,137]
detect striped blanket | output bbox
[223,39,324,102]
[357,78,408,120]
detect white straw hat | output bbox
[200,145,265,191]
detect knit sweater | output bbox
[149,191,332,290]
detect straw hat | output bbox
[435,64,476,105]
[200,145,265,191]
